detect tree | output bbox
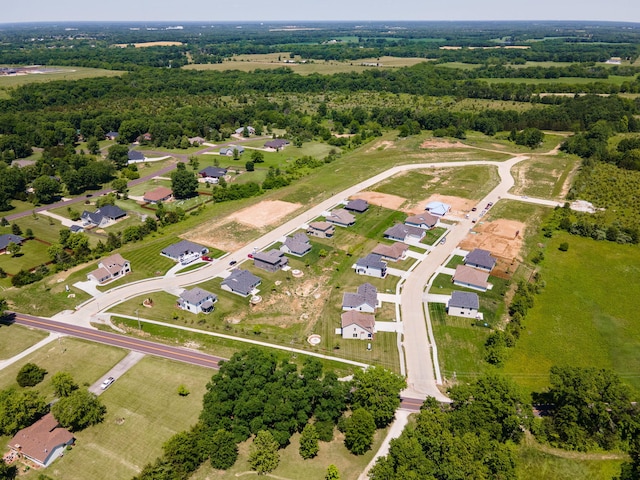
[0,461,17,480]
[299,423,319,459]
[32,175,61,204]
[25,228,34,239]
[232,148,240,161]
[51,372,79,398]
[249,430,280,475]
[107,144,130,170]
[0,388,47,435]
[0,298,7,316]
[250,150,264,163]
[350,367,406,428]
[245,160,255,172]
[87,137,100,155]
[209,429,239,470]
[6,242,21,257]
[16,363,47,387]
[188,156,200,171]
[11,223,22,236]
[325,464,340,480]
[52,388,106,431]
[171,168,198,199]
[344,408,376,455]
[111,178,128,195]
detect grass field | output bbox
[502,233,640,396]
[0,336,127,401]
[0,323,47,360]
[42,356,213,480]
[0,67,124,99]
[479,75,633,86]
[510,152,580,199]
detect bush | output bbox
[558,242,569,251]
[344,409,376,455]
[209,429,238,470]
[16,363,47,387]
[177,385,190,396]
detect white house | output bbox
[177,287,217,314]
[452,265,490,292]
[354,254,387,278]
[464,248,497,272]
[280,233,311,257]
[342,283,379,313]
[87,253,131,284]
[447,291,480,318]
[384,224,425,243]
[341,311,375,340]
[405,212,439,230]
[425,201,451,216]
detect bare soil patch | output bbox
[420,139,467,149]
[113,41,183,48]
[366,140,395,153]
[227,200,301,228]
[187,221,256,252]
[351,191,407,210]
[460,219,526,265]
[404,193,475,215]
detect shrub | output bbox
[16,363,47,387]
[558,242,569,251]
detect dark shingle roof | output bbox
[356,253,386,270]
[0,234,24,250]
[221,269,261,296]
[449,291,480,309]
[384,223,424,240]
[180,287,217,305]
[345,199,369,213]
[96,205,126,219]
[465,248,497,270]
[199,166,227,177]
[342,283,378,309]
[161,240,208,259]
[128,150,145,161]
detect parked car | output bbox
[229,260,237,266]
[100,377,115,390]
[201,256,213,262]
[247,253,254,259]
[471,207,477,211]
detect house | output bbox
[264,139,290,150]
[199,166,228,184]
[177,287,217,314]
[342,283,378,313]
[105,131,119,140]
[138,132,152,143]
[87,253,131,284]
[81,205,127,228]
[452,265,490,292]
[344,199,369,213]
[69,225,84,233]
[280,233,311,257]
[464,248,497,272]
[253,249,289,272]
[8,413,74,468]
[143,186,173,204]
[425,201,451,216]
[384,224,426,243]
[371,242,408,262]
[235,126,255,136]
[127,150,146,162]
[221,269,261,297]
[354,254,387,278]
[220,146,244,156]
[161,240,208,265]
[0,234,24,254]
[307,221,335,238]
[405,212,439,230]
[447,291,480,318]
[341,311,375,340]
[325,209,355,227]
[188,136,206,145]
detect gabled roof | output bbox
[69,225,84,233]
[326,208,355,226]
[180,287,217,305]
[345,199,369,213]
[189,136,206,144]
[341,311,375,334]
[100,253,128,274]
[81,210,103,225]
[144,186,173,202]
[343,283,378,309]
[128,150,145,161]
[356,253,387,270]
[308,221,334,232]
[222,269,261,296]
[105,131,119,138]
[453,265,489,289]
[199,166,227,177]
[220,145,244,154]
[384,223,425,240]
[449,290,480,310]
[0,233,24,250]
[264,139,290,149]
[253,249,286,264]
[283,233,311,255]
[425,201,451,216]
[96,205,126,219]
[9,413,74,466]
[405,212,439,228]
[161,240,207,258]
[465,248,497,271]
[371,242,408,260]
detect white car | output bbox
[100,377,115,390]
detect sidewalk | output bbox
[358,410,411,480]
[0,332,63,371]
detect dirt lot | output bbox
[420,139,468,149]
[227,200,301,228]
[351,191,407,210]
[366,140,396,153]
[460,219,526,263]
[404,194,476,215]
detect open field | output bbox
[510,152,580,199]
[42,356,212,480]
[191,425,391,480]
[479,75,634,86]
[112,41,183,48]
[502,233,640,395]
[0,335,127,401]
[0,67,124,99]
[0,323,48,360]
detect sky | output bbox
[3,0,640,24]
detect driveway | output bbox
[88,351,145,395]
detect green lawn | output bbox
[0,323,48,360]
[0,239,51,275]
[0,337,127,402]
[422,226,448,246]
[430,303,491,382]
[40,356,213,480]
[479,75,632,87]
[502,233,640,395]
[445,255,465,268]
[510,152,580,199]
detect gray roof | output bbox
[220,146,244,154]
[405,213,438,228]
[0,234,24,250]
[449,291,480,310]
[384,223,424,240]
[342,283,378,309]
[264,139,290,149]
[465,249,497,270]
[96,205,126,219]
[199,166,227,177]
[253,249,285,264]
[180,287,217,305]
[128,150,145,161]
[222,269,261,296]
[356,253,386,270]
[345,199,369,212]
[69,225,84,233]
[161,240,208,259]
[326,208,355,226]
[283,233,311,255]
